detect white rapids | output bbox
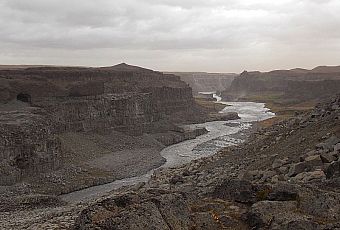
[60,93,275,203]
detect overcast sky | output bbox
[0,0,340,73]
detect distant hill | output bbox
[222,65,340,103]
[101,63,155,73]
[311,65,340,73]
[0,65,58,70]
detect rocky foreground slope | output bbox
[69,94,340,230]
[2,94,338,229]
[64,94,340,230]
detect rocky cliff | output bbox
[222,66,340,103]
[0,64,214,189]
[0,106,62,186]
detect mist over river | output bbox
[61,94,275,203]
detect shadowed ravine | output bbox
[60,94,275,203]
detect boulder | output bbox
[297,186,340,221]
[212,179,258,203]
[245,201,299,229]
[73,192,194,230]
[282,220,318,230]
[287,162,311,177]
[169,175,184,184]
[320,152,337,163]
[218,215,240,228]
[299,150,319,162]
[324,161,340,179]
[271,175,280,183]
[278,166,289,174]
[241,170,262,181]
[267,183,299,201]
[316,135,340,152]
[260,170,277,182]
[304,155,323,167]
[272,157,290,169]
[292,170,326,182]
[334,143,340,154]
[191,212,220,229]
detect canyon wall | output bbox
[0,63,203,186]
[0,64,195,132]
[168,72,236,95]
[0,108,62,185]
[222,66,340,103]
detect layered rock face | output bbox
[0,64,203,187]
[38,93,156,135]
[0,107,62,185]
[0,64,195,131]
[222,66,340,103]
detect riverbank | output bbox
[232,94,316,128]
[195,97,228,112]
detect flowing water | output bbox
[61,94,275,203]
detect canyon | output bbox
[1,64,340,230]
[0,63,237,196]
[168,72,236,95]
[77,94,338,230]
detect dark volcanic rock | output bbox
[287,162,311,177]
[325,161,340,179]
[267,183,299,201]
[245,201,300,229]
[316,135,340,152]
[212,179,258,203]
[73,191,194,230]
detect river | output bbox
[61,94,275,203]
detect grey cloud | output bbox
[0,0,339,72]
